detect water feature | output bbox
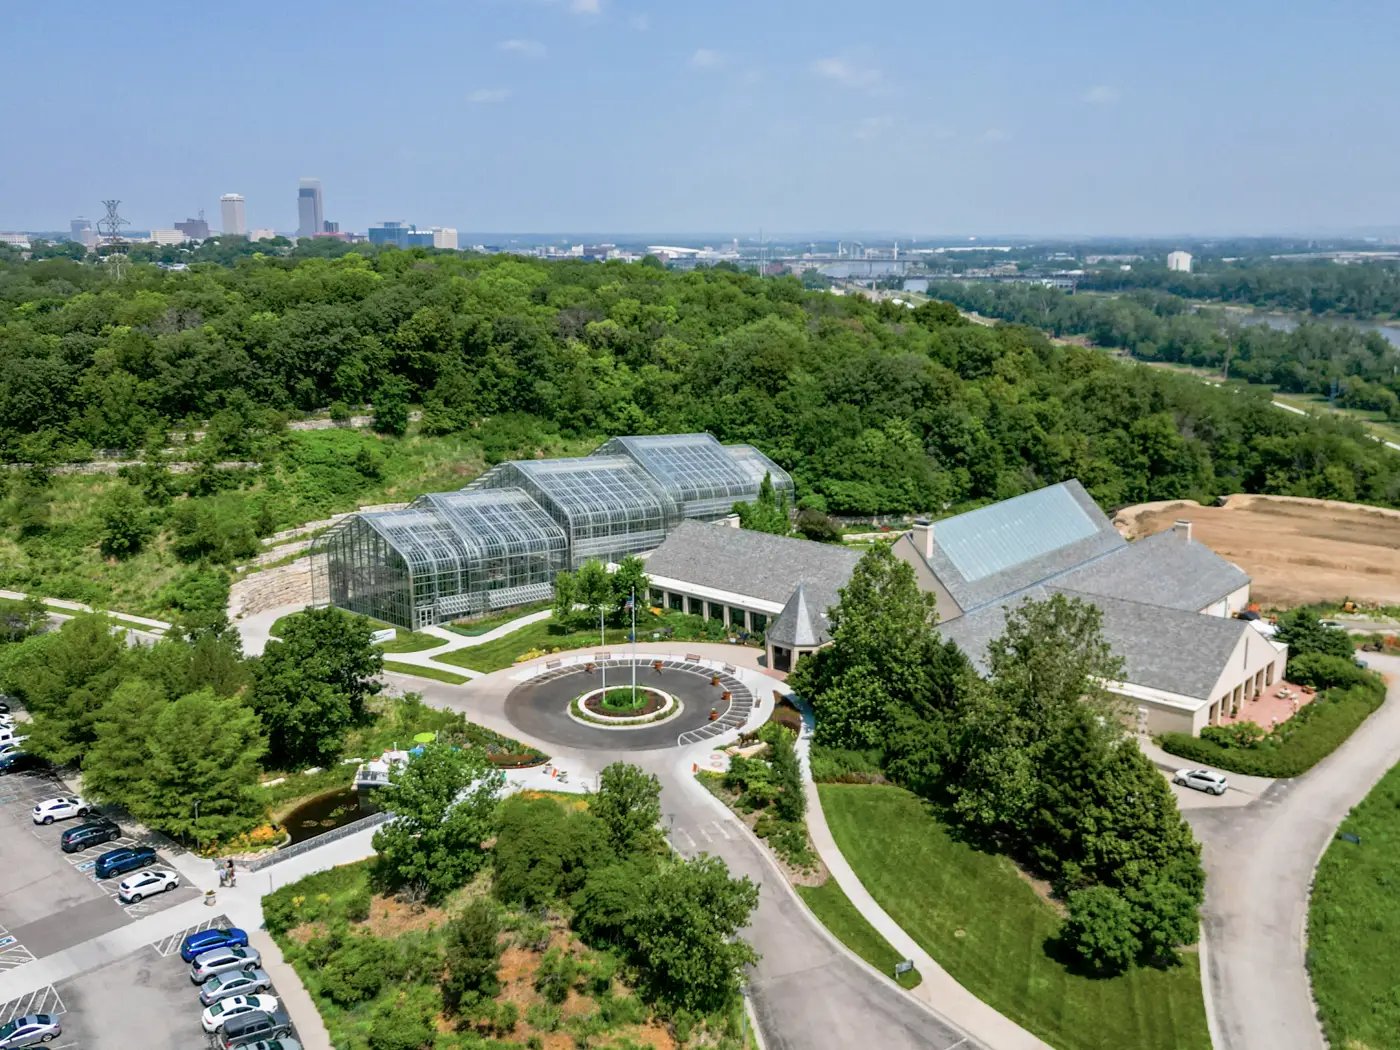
[281,786,366,845]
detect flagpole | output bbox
[600,603,606,693]
[630,588,637,703]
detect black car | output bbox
[0,699,10,714]
[0,751,42,775]
[216,1009,293,1050]
[94,845,157,880]
[60,817,121,853]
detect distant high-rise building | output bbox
[322,220,339,235]
[1166,250,1193,273]
[297,178,324,238]
[220,194,247,236]
[368,221,435,248]
[175,216,210,240]
[69,217,95,247]
[431,227,458,250]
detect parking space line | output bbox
[152,915,233,957]
[0,922,34,972]
[0,984,65,1022]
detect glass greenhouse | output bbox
[595,433,794,520]
[313,433,794,629]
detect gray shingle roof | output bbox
[768,583,831,648]
[642,520,861,613]
[941,586,1251,702]
[1054,529,1250,613]
[919,480,1127,610]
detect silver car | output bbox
[191,945,264,984]
[245,1040,302,1050]
[1174,768,1228,795]
[0,1015,60,1049]
[199,968,273,1007]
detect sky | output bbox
[5,0,1399,238]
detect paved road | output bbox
[1190,653,1400,1050]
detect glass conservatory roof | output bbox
[411,489,567,557]
[596,433,765,507]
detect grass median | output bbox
[1309,758,1400,1047]
[382,659,471,685]
[797,879,922,989]
[818,784,1210,1050]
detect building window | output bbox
[707,601,725,621]
[750,612,767,633]
[728,607,747,630]
[669,592,684,612]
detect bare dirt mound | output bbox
[1113,494,1400,608]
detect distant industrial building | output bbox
[1167,250,1193,273]
[148,229,186,246]
[174,216,210,240]
[249,228,279,242]
[297,178,324,238]
[368,222,456,249]
[432,227,458,250]
[220,194,247,236]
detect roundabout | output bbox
[503,656,755,752]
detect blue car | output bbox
[181,926,250,963]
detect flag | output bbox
[623,595,635,611]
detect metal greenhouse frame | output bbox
[469,455,680,568]
[595,433,793,520]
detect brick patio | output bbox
[1219,677,1317,731]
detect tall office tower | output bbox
[297,178,324,238]
[220,194,247,236]
[70,217,94,246]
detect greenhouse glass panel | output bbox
[595,433,762,521]
[724,444,795,506]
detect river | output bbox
[1226,308,1400,349]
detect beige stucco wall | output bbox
[1119,696,1202,737]
[891,533,963,622]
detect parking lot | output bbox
[1,916,297,1050]
[0,768,198,966]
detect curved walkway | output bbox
[1189,652,1400,1050]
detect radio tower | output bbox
[96,199,130,278]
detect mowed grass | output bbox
[381,659,472,685]
[270,609,445,653]
[434,618,636,673]
[797,878,922,989]
[1309,759,1400,1048]
[818,784,1210,1050]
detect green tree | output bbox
[158,567,233,640]
[251,607,382,767]
[626,855,760,1012]
[733,472,790,535]
[610,555,650,619]
[97,482,152,558]
[492,794,609,908]
[372,743,505,902]
[769,727,805,823]
[1275,609,1355,661]
[0,596,47,643]
[1060,885,1138,976]
[551,568,578,626]
[575,560,614,627]
[80,678,166,807]
[322,934,394,1005]
[372,377,411,436]
[441,898,504,1013]
[132,689,266,843]
[571,855,660,946]
[591,762,663,856]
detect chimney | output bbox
[719,513,742,529]
[1173,519,1193,542]
[911,518,935,559]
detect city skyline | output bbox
[3,2,1400,236]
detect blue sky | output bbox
[6,1,1398,237]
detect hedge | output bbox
[1157,680,1385,778]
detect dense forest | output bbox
[1079,261,1400,320]
[2,250,1400,613]
[929,280,1400,422]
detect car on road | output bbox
[190,945,263,984]
[32,796,92,824]
[199,968,273,1007]
[1174,768,1229,795]
[0,1014,61,1049]
[0,751,44,775]
[180,925,250,962]
[117,867,179,902]
[202,995,280,1033]
[95,844,158,880]
[60,817,121,852]
[217,1010,294,1050]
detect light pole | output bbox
[599,603,607,693]
[193,798,201,853]
[630,588,637,704]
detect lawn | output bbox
[443,601,552,636]
[1309,758,1400,1048]
[797,878,922,990]
[433,610,742,674]
[270,608,445,653]
[818,784,1210,1050]
[381,659,471,685]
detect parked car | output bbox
[180,926,250,962]
[0,1014,60,1049]
[190,945,263,984]
[117,868,179,903]
[202,995,280,1033]
[1173,768,1229,795]
[94,845,157,880]
[60,817,121,852]
[0,752,44,775]
[32,796,91,825]
[216,1010,294,1050]
[0,697,11,714]
[199,968,273,1007]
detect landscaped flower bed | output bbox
[586,686,667,718]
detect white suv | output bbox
[1173,768,1228,795]
[32,797,92,825]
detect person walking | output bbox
[224,859,237,888]
[215,859,227,887]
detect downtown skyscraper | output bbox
[297,178,324,238]
[220,193,247,236]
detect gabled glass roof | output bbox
[411,489,567,558]
[354,508,475,574]
[935,483,1099,582]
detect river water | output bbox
[1229,310,1400,349]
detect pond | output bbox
[281,786,367,845]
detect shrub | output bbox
[809,744,885,784]
[322,933,392,1004]
[1286,652,1371,691]
[367,994,434,1050]
[1159,679,1384,777]
[1060,885,1138,976]
[534,947,577,1004]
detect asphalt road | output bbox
[503,664,735,751]
[1190,652,1400,1050]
